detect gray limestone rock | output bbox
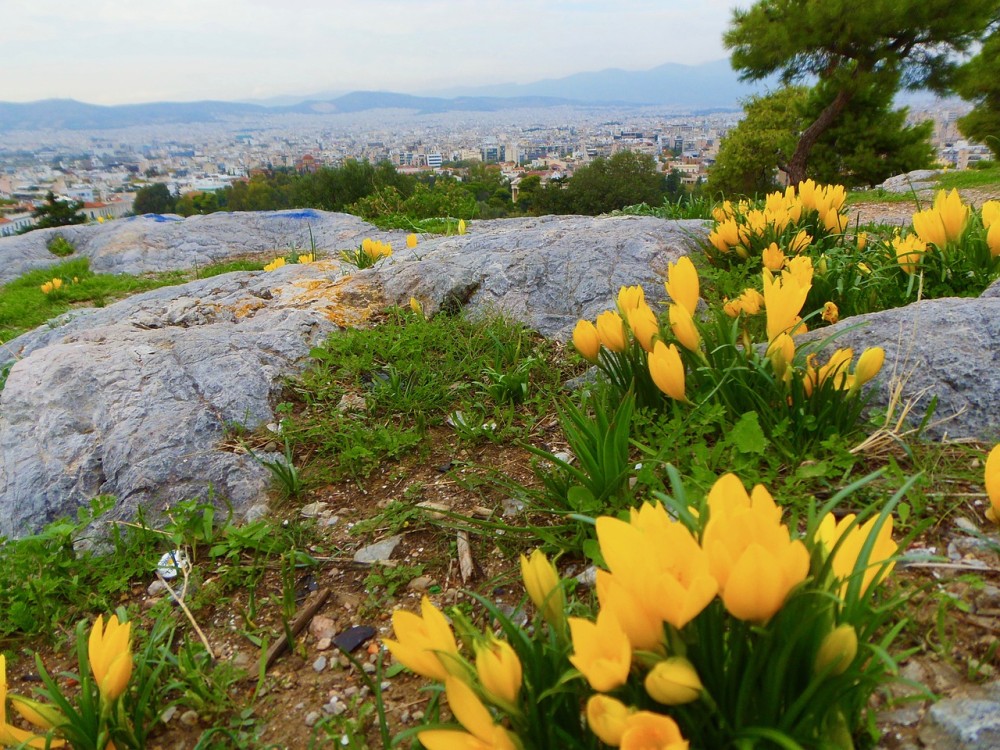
[878,170,942,194]
[920,694,1000,750]
[0,209,394,284]
[805,296,1000,442]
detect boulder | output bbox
[0,209,392,284]
[807,296,1000,442]
[0,215,702,536]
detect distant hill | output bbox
[424,59,764,107]
[0,60,762,131]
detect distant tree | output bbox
[564,151,665,214]
[724,0,1000,184]
[955,30,1000,159]
[515,174,543,213]
[174,191,219,217]
[24,191,86,231]
[132,183,176,215]
[708,88,802,196]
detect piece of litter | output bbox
[156,549,189,579]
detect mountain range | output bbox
[0,59,766,132]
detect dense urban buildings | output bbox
[0,101,989,235]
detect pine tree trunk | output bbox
[786,87,856,185]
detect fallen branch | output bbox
[262,587,331,672]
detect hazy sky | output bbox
[3,0,747,106]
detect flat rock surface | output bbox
[0,214,702,536]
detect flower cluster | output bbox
[341,237,393,269]
[708,180,848,263]
[39,278,64,294]
[392,473,902,749]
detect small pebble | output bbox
[313,656,328,673]
[179,710,199,727]
[362,663,376,674]
[304,711,321,727]
[380,680,391,691]
[316,637,332,651]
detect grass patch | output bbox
[194,259,266,278]
[0,258,186,343]
[936,163,1000,190]
[284,307,579,482]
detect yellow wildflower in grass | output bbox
[418,676,518,750]
[856,232,867,251]
[668,304,700,353]
[763,268,810,341]
[409,296,424,317]
[474,638,522,707]
[984,444,1000,523]
[892,234,926,274]
[626,303,659,353]
[8,695,64,732]
[814,624,858,677]
[761,243,786,272]
[596,310,628,353]
[648,341,686,402]
[982,200,1000,229]
[586,694,634,746]
[822,207,847,234]
[406,233,418,248]
[572,319,601,362]
[702,475,809,622]
[1,655,63,749]
[665,255,699,316]
[296,253,314,264]
[712,200,735,222]
[458,219,467,235]
[821,301,839,325]
[384,596,462,681]
[263,257,286,272]
[40,281,54,294]
[595,502,717,644]
[644,658,702,706]
[787,229,812,254]
[88,614,133,702]
[911,206,947,248]
[568,609,632,692]
[519,549,564,628]
[52,278,63,290]
[617,285,646,313]
[619,712,689,750]
[987,221,1000,258]
[816,513,898,597]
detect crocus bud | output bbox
[814,624,858,676]
[644,657,703,705]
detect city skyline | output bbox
[3,0,746,106]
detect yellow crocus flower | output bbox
[619,711,689,750]
[458,219,467,235]
[88,614,133,702]
[665,255,699,316]
[1,655,62,748]
[519,549,564,628]
[933,188,970,242]
[572,319,601,362]
[761,242,786,272]
[40,281,53,294]
[644,657,702,705]
[815,513,897,596]
[821,301,839,325]
[474,638,522,707]
[854,347,885,387]
[568,609,631,692]
[626,303,659,353]
[617,284,646,313]
[648,341,685,402]
[586,695,634,747]
[418,677,518,750]
[384,596,462,681]
[814,624,858,676]
[912,207,948,248]
[668,304,700,353]
[787,229,812,254]
[406,233,418,248]
[982,200,1000,229]
[987,222,1000,258]
[763,269,810,341]
[984,444,1000,523]
[702,475,809,622]
[766,332,795,382]
[893,234,926,274]
[596,310,628,353]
